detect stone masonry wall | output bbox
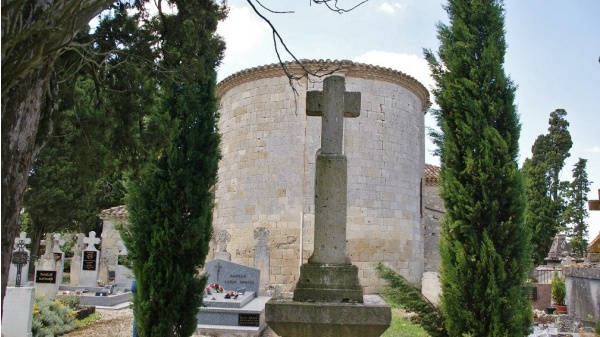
[423,184,444,272]
[213,60,430,293]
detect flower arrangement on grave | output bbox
[224,290,238,299]
[207,283,224,293]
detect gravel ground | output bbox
[64,308,276,337]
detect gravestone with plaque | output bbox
[80,231,101,287]
[197,259,270,336]
[8,232,32,286]
[34,233,61,299]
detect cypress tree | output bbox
[122,1,225,336]
[564,158,590,257]
[424,0,532,335]
[522,109,572,264]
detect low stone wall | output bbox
[563,265,600,321]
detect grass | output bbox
[76,312,102,327]
[382,306,431,337]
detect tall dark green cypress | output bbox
[564,158,590,257]
[122,1,225,336]
[424,0,532,335]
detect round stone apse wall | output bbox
[211,60,430,293]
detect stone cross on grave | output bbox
[13,232,31,249]
[40,233,54,258]
[84,231,101,250]
[293,75,363,302]
[53,233,65,249]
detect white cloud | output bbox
[378,2,403,15]
[587,146,600,153]
[353,50,434,91]
[217,5,271,75]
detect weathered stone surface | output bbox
[266,295,391,337]
[293,264,363,303]
[212,60,428,292]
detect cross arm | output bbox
[306,91,361,117]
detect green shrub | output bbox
[32,294,78,337]
[56,293,81,310]
[551,270,566,305]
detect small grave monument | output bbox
[265,75,391,337]
[197,259,270,336]
[52,233,66,284]
[34,233,61,299]
[8,232,31,286]
[80,231,101,287]
[214,229,232,261]
[253,227,270,295]
[70,233,85,285]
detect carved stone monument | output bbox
[80,231,101,287]
[214,229,232,261]
[34,233,61,299]
[265,76,391,336]
[8,232,31,286]
[70,233,85,285]
[52,233,66,284]
[253,227,270,294]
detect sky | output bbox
[215,0,600,239]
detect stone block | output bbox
[265,295,391,337]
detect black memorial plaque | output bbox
[36,270,57,283]
[11,251,28,265]
[238,313,260,327]
[82,251,97,271]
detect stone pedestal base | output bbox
[265,295,391,337]
[293,263,363,302]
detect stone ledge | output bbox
[563,265,600,279]
[265,295,391,337]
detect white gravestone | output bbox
[2,286,35,337]
[80,231,101,287]
[8,232,31,286]
[214,229,232,261]
[34,233,61,299]
[70,233,85,285]
[52,233,66,284]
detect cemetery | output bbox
[3,59,600,337]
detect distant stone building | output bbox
[212,60,432,293]
[99,60,447,295]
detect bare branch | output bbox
[255,0,293,14]
[312,0,369,14]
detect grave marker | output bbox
[79,231,101,287]
[52,233,66,284]
[266,76,391,337]
[34,233,61,298]
[9,232,31,287]
[70,233,85,285]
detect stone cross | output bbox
[13,232,31,249]
[306,75,361,154]
[588,189,600,211]
[293,75,363,303]
[53,233,65,249]
[84,231,101,250]
[40,233,54,258]
[305,75,360,265]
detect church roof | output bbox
[217,59,431,112]
[425,164,440,186]
[98,205,128,219]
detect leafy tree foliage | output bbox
[424,0,532,335]
[564,158,590,257]
[522,109,572,264]
[377,264,448,337]
[120,1,225,335]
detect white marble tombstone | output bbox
[34,233,61,299]
[79,231,101,287]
